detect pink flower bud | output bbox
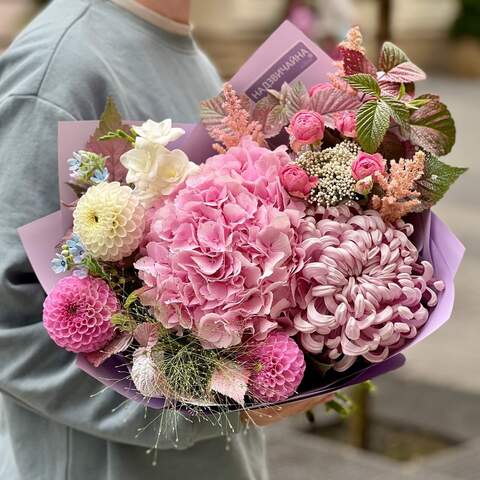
[280,163,318,198]
[351,152,385,180]
[354,175,373,196]
[287,110,325,145]
[335,111,357,138]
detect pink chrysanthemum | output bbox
[293,204,444,372]
[241,332,306,403]
[43,275,118,353]
[135,138,307,348]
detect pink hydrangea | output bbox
[292,204,443,372]
[43,275,118,353]
[241,332,306,403]
[135,138,307,348]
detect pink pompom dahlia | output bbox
[135,138,307,348]
[43,275,118,353]
[241,332,306,403]
[293,204,444,372]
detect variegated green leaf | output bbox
[284,81,309,118]
[409,94,456,156]
[416,154,467,209]
[378,41,409,72]
[381,96,410,128]
[252,93,281,138]
[344,74,381,96]
[382,61,426,83]
[356,99,391,153]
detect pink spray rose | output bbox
[351,152,385,180]
[335,111,357,138]
[308,82,332,97]
[288,110,325,145]
[280,164,318,199]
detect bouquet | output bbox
[20,23,465,419]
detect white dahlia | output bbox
[73,182,145,262]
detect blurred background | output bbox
[1,1,479,479]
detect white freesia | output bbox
[120,142,198,207]
[133,119,185,148]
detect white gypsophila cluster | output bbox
[296,141,360,207]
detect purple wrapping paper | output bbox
[18,21,464,411]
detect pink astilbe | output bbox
[329,26,369,96]
[339,26,366,54]
[371,151,425,222]
[292,204,443,372]
[211,84,266,153]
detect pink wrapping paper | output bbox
[18,21,464,410]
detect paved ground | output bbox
[266,76,480,479]
[396,77,480,394]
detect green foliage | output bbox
[381,96,410,128]
[325,392,354,418]
[416,154,467,208]
[355,99,392,153]
[96,98,124,137]
[378,41,409,72]
[84,98,132,182]
[409,94,456,156]
[123,291,139,309]
[99,128,136,145]
[111,312,137,333]
[284,81,309,118]
[344,74,381,96]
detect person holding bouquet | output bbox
[0,1,330,479]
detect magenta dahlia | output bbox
[241,332,306,403]
[293,204,444,372]
[43,275,118,353]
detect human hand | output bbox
[241,394,334,427]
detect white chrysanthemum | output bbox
[73,182,145,261]
[133,119,184,148]
[120,142,199,207]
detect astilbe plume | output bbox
[328,26,368,96]
[210,84,265,153]
[371,151,425,222]
[339,25,366,54]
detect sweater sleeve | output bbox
[0,95,242,450]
